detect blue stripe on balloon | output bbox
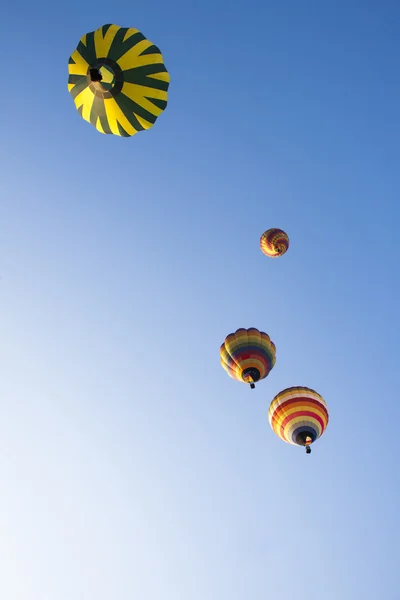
[291,425,317,444]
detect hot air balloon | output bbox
[68,23,170,136]
[268,386,328,454]
[220,328,276,389]
[260,228,289,258]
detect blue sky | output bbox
[1,0,399,598]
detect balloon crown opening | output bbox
[242,367,260,383]
[89,68,103,82]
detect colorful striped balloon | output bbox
[220,328,276,389]
[260,228,289,258]
[268,387,329,453]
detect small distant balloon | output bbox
[220,327,276,389]
[268,386,329,454]
[68,23,170,136]
[260,228,289,258]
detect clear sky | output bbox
[1,1,399,598]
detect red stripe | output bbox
[272,405,328,425]
[272,410,327,431]
[273,395,327,413]
[277,410,325,438]
[271,397,328,422]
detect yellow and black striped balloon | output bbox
[68,24,170,137]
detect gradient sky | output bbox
[1,1,399,598]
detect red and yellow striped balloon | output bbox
[220,327,276,389]
[268,387,328,453]
[260,228,289,258]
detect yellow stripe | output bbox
[271,391,324,410]
[95,118,106,134]
[68,50,89,75]
[283,415,322,431]
[123,27,140,42]
[147,71,170,82]
[122,83,167,114]
[104,98,136,136]
[135,114,153,130]
[271,404,328,429]
[99,66,114,84]
[123,53,165,68]
[73,87,95,122]
[269,389,326,413]
[94,25,118,58]
[283,415,322,442]
[272,402,327,421]
[122,83,168,101]
[117,40,154,70]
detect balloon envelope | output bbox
[268,386,329,450]
[260,228,289,257]
[68,23,170,136]
[220,327,276,389]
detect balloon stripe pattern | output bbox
[260,228,289,258]
[68,24,170,137]
[220,328,276,387]
[268,386,329,447]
